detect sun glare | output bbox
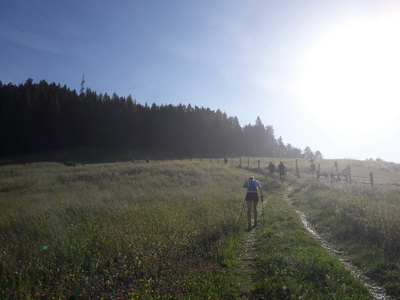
[297,17,400,137]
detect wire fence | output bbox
[59,155,399,187]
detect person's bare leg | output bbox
[246,201,252,228]
[253,201,258,225]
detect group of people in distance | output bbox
[242,161,286,231]
[267,161,286,180]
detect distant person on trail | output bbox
[243,176,263,230]
[278,161,285,180]
[268,162,275,177]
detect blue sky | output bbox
[1,0,400,163]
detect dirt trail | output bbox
[235,195,272,298]
[235,225,258,298]
[285,187,392,300]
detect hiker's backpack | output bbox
[247,179,257,192]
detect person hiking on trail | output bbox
[243,176,263,230]
[268,162,275,177]
[278,161,285,180]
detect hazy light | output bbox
[297,16,400,137]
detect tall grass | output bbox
[251,194,372,299]
[0,161,251,298]
[2,157,398,298]
[291,179,400,297]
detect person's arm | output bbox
[243,181,248,188]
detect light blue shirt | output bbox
[244,179,261,193]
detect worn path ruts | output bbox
[285,185,391,300]
[235,194,273,298]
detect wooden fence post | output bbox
[370,172,374,186]
[258,160,260,168]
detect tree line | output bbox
[0,79,321,159]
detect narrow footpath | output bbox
[285,186,392,300]
[233,179,385,299]
[234,195,272,299]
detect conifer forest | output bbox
[0,79,317,158]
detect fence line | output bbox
[99,156,396,187]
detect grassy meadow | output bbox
[250,193,372,299]
[1,156,400,298]
[288,158,400,298]
[0,161,253,298]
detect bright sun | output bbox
[297,16,400,137]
